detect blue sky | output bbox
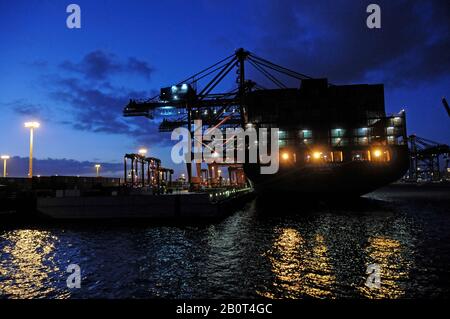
[0,0,449,177]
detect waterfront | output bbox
[0,184,449,299]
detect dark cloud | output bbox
[5,156,122,177]
[13,51,168,146]
[249,0,450,87]
[48,75,167,145]
[59,50,154,80]
[6,99,50,120]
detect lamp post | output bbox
[95,164,101,177]
[24,122,40,178]
[1,155,10,177]
[138,149,147,185]
[138,148,148,156]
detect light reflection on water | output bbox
[0,186,449,299]
[0,230,65,298]
[259,230,336,299]
[358,237,410,299]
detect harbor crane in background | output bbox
[407,135,449,182]
[406,97,450,182]
[405,97,450,182]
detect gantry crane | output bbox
[123,48,313,186]
[407,135,450,181]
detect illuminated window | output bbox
[300,129,312,138]
[386,127,395,135]
[331,138,341,146]
[356,128,369,136]
[278,130,288,139]
[331,128,345,137]
[387,136,395,145]
[393,117,402,126]
[332,151,343,162]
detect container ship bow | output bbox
[124,49,409,197]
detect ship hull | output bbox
[244,145,409,197]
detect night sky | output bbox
[0,0,449,177]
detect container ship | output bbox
[124,49,409,196]
[244,78,409,196]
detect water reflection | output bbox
[358,236,409,299]
[256,194,415,299]
[259,228,336,299]
[0,184,445,299]
[0,229,61,298]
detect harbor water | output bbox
[0,184,449,299]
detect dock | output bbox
[36,188,253,221]
[0,176,254,222]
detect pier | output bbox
[0,173,254,222]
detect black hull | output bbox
[244,145,409,197]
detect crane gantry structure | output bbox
[123,48,313,129]
[123,48,314,185]
[407,135,450,181]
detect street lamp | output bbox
[24,121,40,178]
[1,155,10,177]
[95,164,101,177]
[138,148,148,156]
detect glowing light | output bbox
[181,83,188,91]
[24,121,40,178]
[282,152,289,160]
[95,164,101,177]
[24,121,40,128]
[313,151,322,159]
[1,155,10,177]
[138,148,148,155]
[373,149,382,157]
